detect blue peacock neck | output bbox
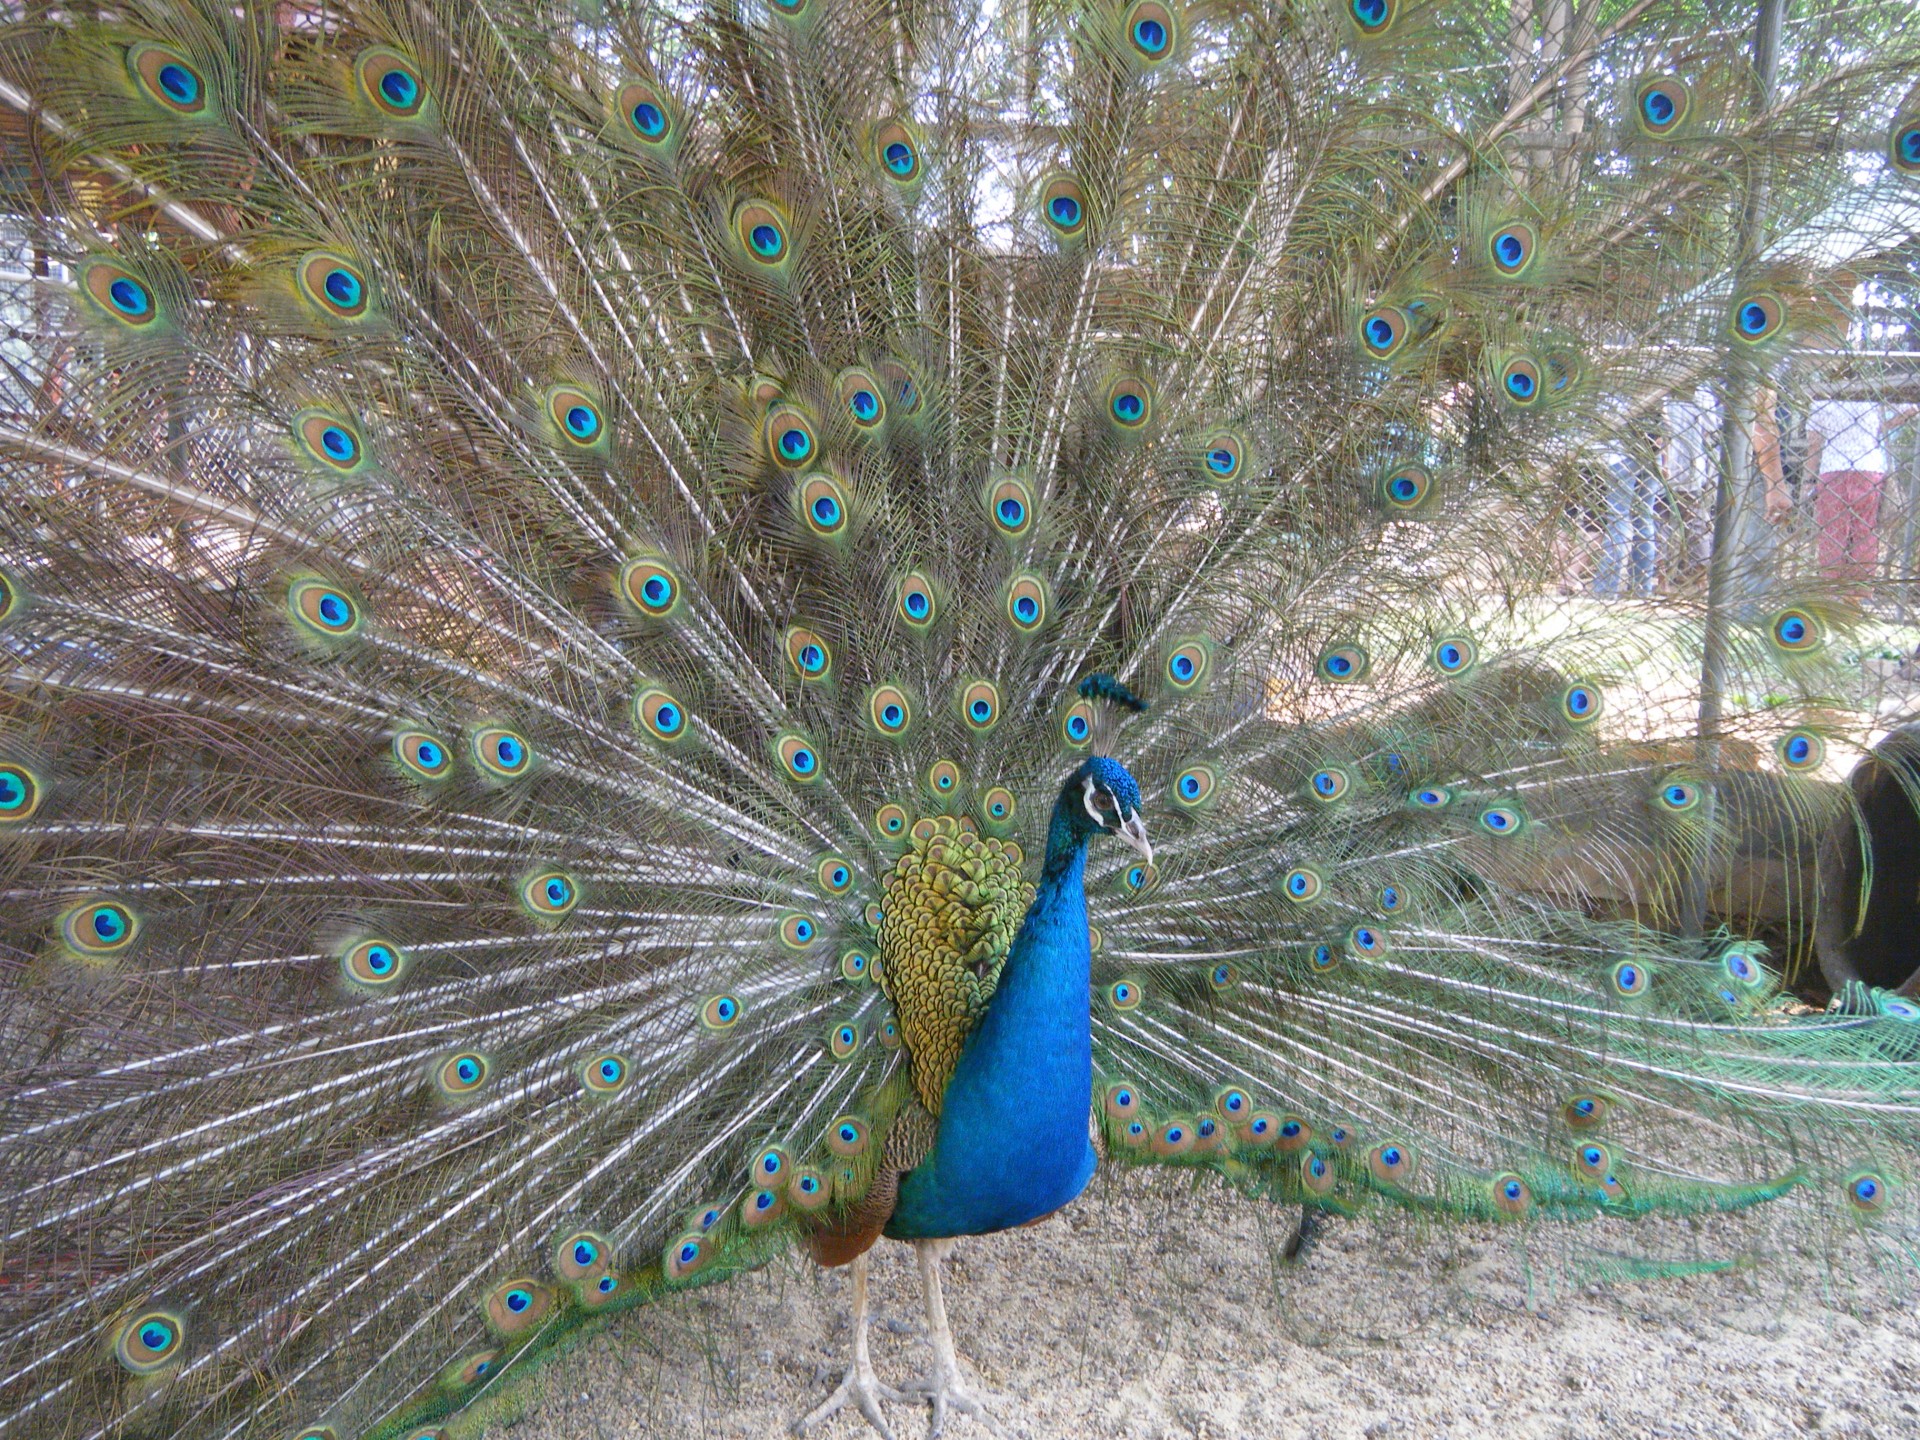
[884,786,1100,1238]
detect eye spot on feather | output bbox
[827,1021,861,1059]
[926,759,961,795]
[634,687,688,743]
[1493,1174,1532,1217]
[765,403,817,468]
[1125,1,1176,59]
[295,410,366,472]
[798,475,850,538]
[1368,1141,1414,1185]
[790,1167,832,1213]
[521,869,578,917]
[741,1187,785,1228]
[1634,75,1689,134]
[986,475,1035,537]
[1276,1115,1312,1152]
[1040,175,1088,238]
[1062,701,1094,748]
[556,1232,609,1282]
[877,1018,902,1049]
[663,1234,711,1281]
[617,81,673,144]
[472,726,532,779]
[0,762,41,821]
[1610,960,1649,997]
[1561,681,1602,724]
[114,1310,186,1374]
[699,994,742,1032]
[1769,607,1822,653]
[437,1052,489,1096]
[776,733,821,783]
[1172,765,1217,808]
[1317,644,1369,682]
[872,119,921,182]
[356,47,427,118]
[297,251,372,321]
[1500,356,1542,407]
[1430,634,1475,674]
[1731,292,1784,344]
[1573,1142,1613,1182]
[1380,464,1433,512]
[1348,923,1388,957]
[1347,0,1397,34]
[961,681,1001,731]
[1201,432,1244,481]
[1281,867,1323,903]
[817,857,855,895]
[1721,947,1765,990]
[1562,1094,1611,1129]
[1308,767,1351,803]
[828,1117,870,1156]
[1301,1150,1336,1195]
[1209,962,1237,990]
[82,260,160,326]
[735,201,790,264]
[60,900,139,958]
[1488,223,1536,277]
[485,1279,553,1337]
[1359,304,1407,358]
[1006,576,1052,629]
[897,572,937,628]
[1410,785,1452,809]
[874,804,908,840]
[547,386,605,447]
[343,938,406,989]
[581,1054,628,1095]
[1107,979,1142,1011]
[1150,1119,1194,1157]
[1478,804,1522,835]
[752,1146,790,1187]
[1122,863,1157,895]
[1104,1083,1141,1120]
[1165,640,1209,690]
[621,556,681,618]
[1655,780,1701,813]
[288,578,361,638]
[983,786,1016,824]
[1107,377,1153,431]
[1308,941,1339,972]
[868,685,913,736]
[1778,730,1824,771]
[1847,1172,1890,1214]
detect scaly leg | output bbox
[901,1239,1004,1437]
[795,1250,902,1439]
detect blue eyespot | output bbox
[381,68,417,108]
[324,269,362,308]
[1127,866,1145,888]
[108,277,150,316]
[316,592,348,628]
[883,703,904,727]
[679,1242,699,1264]
[751,224,782,256]
[997,496,1025,525]
[1170,653,1195,681]
[1381,886,1400,909]
[365,944,395,975]
[1494,234,1524,268]
[1901,128,1920,166]
[905,588,931,618]
[158,63,200,106]
[1325,653,1352,676]
[93,908,126,943]
[598,1276,616,1293]
[1067,715,1089,740]
[1112,393,1144,423]
[457,1058,481,1084]
[1390,475,1420,501]
[565,405,600,440]
[1207,448,1237,476]
[632,101,665,136]
[1280,1119,1303,1139]
[1364,315,1395,349]
[798,643,825,674]
[1311,943,1335,969]
[140,1321,173,1352]
[1644,90,1674,126]
[850,389,880,420]
[1050,195,1081,226]
[1180,774,1201,798]
[545,878,570,906]
[1505,369,1534,399]
[884,142,914,174]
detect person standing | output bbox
[1806,398,1920,587]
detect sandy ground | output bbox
[505,1169,1920,1440]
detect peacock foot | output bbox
[794,1355,905,1440]
[899,1358,1006,1438]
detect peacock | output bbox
[2,0,1920,1437]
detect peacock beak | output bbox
[1115,809,1152,865]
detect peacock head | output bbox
[1067,755,1151,863]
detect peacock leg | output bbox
[795,1249,903,1439]
[901,1239,1005,1437]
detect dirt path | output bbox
[506,1170,1917,1439]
